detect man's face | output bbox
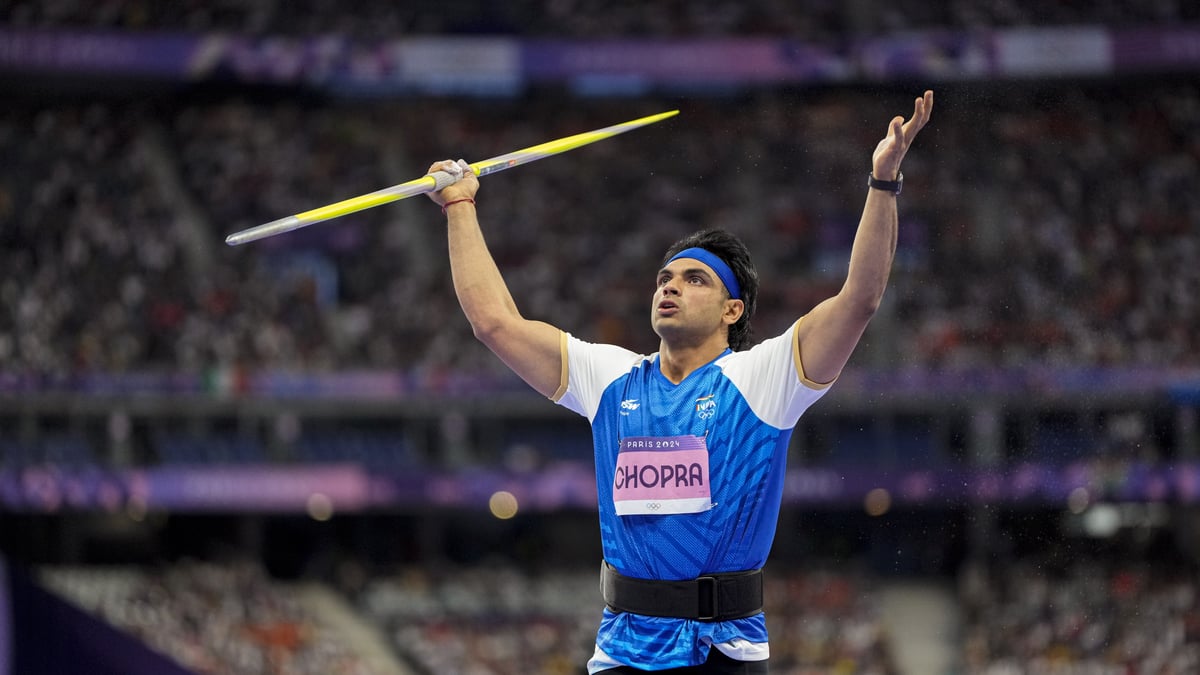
[651,257,739,344]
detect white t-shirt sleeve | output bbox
[553,333,646,423]
[718,319,832,429]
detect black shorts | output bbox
[600,648,768,674]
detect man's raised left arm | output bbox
[795,90,934,385]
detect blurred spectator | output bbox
[40,559,380,675]
[0,0,1195,37]
[960,555,1200,674]
[3,80,1199,379]
[356,563,898,674]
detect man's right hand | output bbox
[426,159,478,207]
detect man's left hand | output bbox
[872,90,934,181]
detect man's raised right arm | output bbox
[428,160,565,398]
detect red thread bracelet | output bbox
[441,198,476,214]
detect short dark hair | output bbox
[661,228,758,351]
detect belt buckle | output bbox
[696,575,718,621]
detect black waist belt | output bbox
[600,560,763,622]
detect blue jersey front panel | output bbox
[553,321,830,670]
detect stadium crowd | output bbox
[39,559,380,675]
[33,557,900,674]
[0,0,1194,38]
[3,78,1199,379]
[358,565,597,674]
[355,563,898,675]
[5,6,1198,675]
[959,553,1200,674]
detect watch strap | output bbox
[867,172,903,194]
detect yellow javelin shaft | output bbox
[225,109,680,246]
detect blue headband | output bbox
[666,247,742,300]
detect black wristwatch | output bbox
[867,172,903,195]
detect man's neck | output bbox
[657,338,730,384]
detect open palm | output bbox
[873,90,934,180]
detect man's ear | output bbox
[723,299,745,326]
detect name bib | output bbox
[613,435,713,516]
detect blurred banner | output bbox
[0,459,1197,513]
[2,26,1199,94]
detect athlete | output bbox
[428,90,933,673]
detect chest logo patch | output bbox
[695,394,716,420]
[613,435,713,516]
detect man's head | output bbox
[656,229,758,351]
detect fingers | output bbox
[428,159,463,177]
[872,90,933,177]
[428,158,477,188]
[903,90,934,138]
[426,158,477,204]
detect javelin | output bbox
[224,109,680,246]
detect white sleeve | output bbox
[552,333,647,423]
[717,319,832,429]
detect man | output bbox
[427,90,933,673]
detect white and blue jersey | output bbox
[550,319,831,672]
